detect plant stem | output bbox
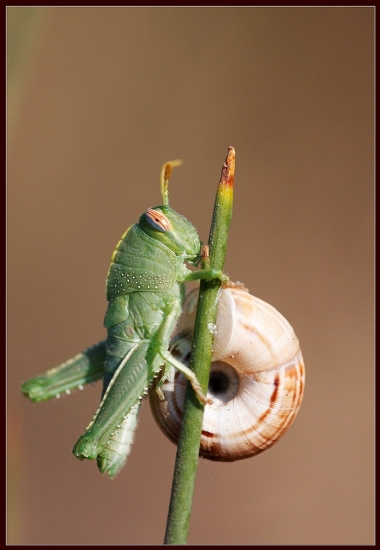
[164,147,235,545]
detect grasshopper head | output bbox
[139,206,201,265]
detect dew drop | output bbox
[208,323,217,335]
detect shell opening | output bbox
[207,361,239,405]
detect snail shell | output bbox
[149,284,305,461]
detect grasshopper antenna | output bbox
[160,160,182,206]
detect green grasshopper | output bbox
[21,161,226,478]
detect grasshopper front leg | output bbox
[184,267,229,284]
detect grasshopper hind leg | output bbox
[72,342,150,468]
[101,330,135,397]
[101,346,138,399]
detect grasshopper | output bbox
[21,161,226,478]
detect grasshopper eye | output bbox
[145,209,172,232]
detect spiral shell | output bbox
[149,284,305,461]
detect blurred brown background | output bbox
[7,7,374,545]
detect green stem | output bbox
[164,147,235,545]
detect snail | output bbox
[149,283,305,461]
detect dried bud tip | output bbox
[219,147,235,188]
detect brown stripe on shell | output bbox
[201,440,226,461]
[298,360,305,403]
[241,321,274,352]
[259,355,304,449]
[257,373,280,424]
[201,430,216,438]
[285,361,302,413]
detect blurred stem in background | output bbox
[7,7,50,142]
[7,7,50,544]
